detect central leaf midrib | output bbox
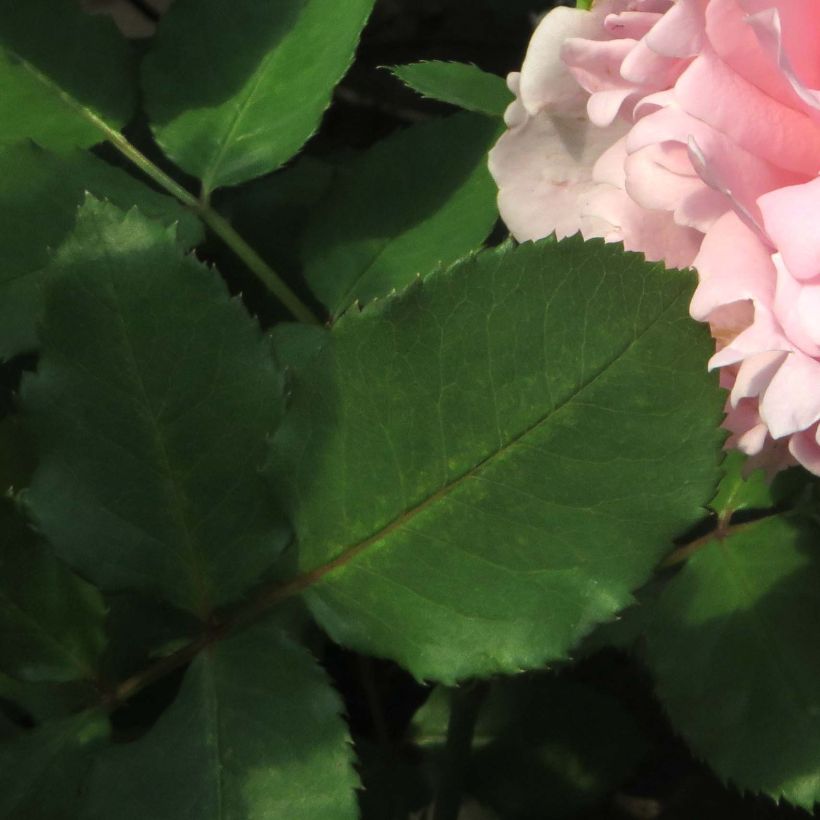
[94,251,212,616]
[10,46,115,145]
[199,31,285,194]
[306,280,690,585]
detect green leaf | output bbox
[0,673,97,723]
[708,452,773,520]
[709,451,810,520]
[142,0,375,194]
[0,710,109,820]
[21,199,288,616]
[0,501,106,684]
[646,514,820,809]
[83,620,358,820]
[579,577,663,656]
[391,62,513,117]
[414,677,646,818]
[0,0,135,151]
[0,142,203,360]
[303,113,501,316]
[268,237,724,682]
[270,322,330,375]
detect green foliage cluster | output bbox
[0,2,817,818]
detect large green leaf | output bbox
[0,0,134,151]
[142,0,375,194]
[0,501,106,684]
[21,199,287,617]
[391,62,512,117]
[0,673,97,724]
[303,113,501,316]
[82,620,358,820]
[0,710,109,820]
[302,114,498,314]
[645,515,820,809]
[268,238,724,682]
[0,142,203,360]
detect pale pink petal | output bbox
[760,352,820,438]
[519,7,607,116]
[582,186,701,267]
[627,105,806,233]
[759,178,820,282]
[772,253,820,356]
[620,39,684,87]
[788,427,820,474]
[587,88,636,127]
[730,350,788,405]
[624,144,726,232]
[744,0,820,87]
[674,48,820,175]
[604,11,662,40]
[709,312,793,369]
[489,110,629,242]
[644,0,707,57]
[704,0,799,107]
[746,7,820,120]
[690,212,776,321]
[737,423,769,456]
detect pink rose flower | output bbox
[490,0,820,476]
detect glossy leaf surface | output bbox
[269,238,724,681]
[143,0,375,193]
[303,113,501,316]
[391,61,512,116]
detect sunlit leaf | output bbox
[268,237,724,681]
